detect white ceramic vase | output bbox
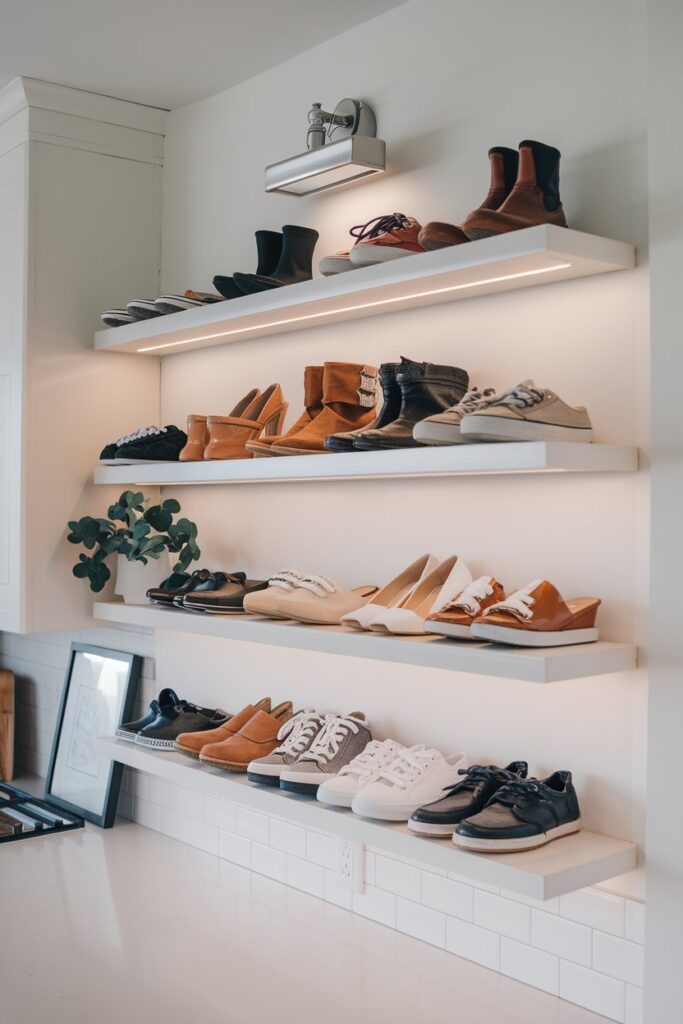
[114,552,172,605]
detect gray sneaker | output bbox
[246,709,327,786]
[459,380,593,443]
[413,387,497,446]
[279,712,372,795]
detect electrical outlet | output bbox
[336,837,364,893]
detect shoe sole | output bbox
[246,771,281,787]
[408,819,456,837]
[453,818,582,852]
[112,458,180,464]
[460,417,593,444]
[351,803,416,821]
[174,743,201,759]
[199,757,248,772]
[266,445,329,456]
[134,736,177,750]
[114,729,138,742]
[316,791,355,808]
[279,780,320,796]
[319,258,356,275]
[350,246,422,266]
[470,624,598,647]
[411,422,469,446]
[425,621,475,640]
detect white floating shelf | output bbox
[99,737,637,900]
[94,226,635,356]
[93,441,638,487]
[94,602,637,683]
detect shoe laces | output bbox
[440,576,495,616]
[268,570,306,592]
[273,710,326,756]
[297,574,338,597]
[378,744,440,790]
[488,778,544,810]
[298,714,362,766]
[443,764,520,795]
[480,379,545,411]
[456,386,498,414]
[350,212,411,242]
[115,424,164,446]
[485,580,543,621]
[338,739,404,781]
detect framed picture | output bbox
[45,643,141,827]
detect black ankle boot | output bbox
[233,225,319,294]
[213,230,283,299]
[354,359,470,450]
[324,361,404,452]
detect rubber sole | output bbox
[198,757,248,772]
[425,621,475,640]
[279,779,320,796]
[316,790,355,808]
[350,246,421,266]
[411,422,469,446]
[453,818,582,852]
[134,736,177,750]
[319,257,356,275]
[265,445,329,457]
[247,771,281,786]
[460,416,593,444]
[114,729,138,742]
[351,803,417,821]
[470,624,599,647]
[174,744,201,759]
[407,819,456,837]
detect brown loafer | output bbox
[174,699,271,758]
[199,702,293,772]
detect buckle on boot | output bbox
[358,367,378,408]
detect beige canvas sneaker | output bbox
[459,380,592,443]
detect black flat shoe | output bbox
[135,703,228,750]
[453,771,581,852]
[182,571,268,613]
[116,687,181,742]
[147,569,212,605]
[409,762,527,837]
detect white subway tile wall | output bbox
[1,627,644,1024]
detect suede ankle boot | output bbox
[324,361,404,452]
[463,141,567,239]
[354,359,469,450]
[213,230,283,300]
[246,365,325,457]
[271,361,378,455]
[233,225,319,294]
[419,147,519,250]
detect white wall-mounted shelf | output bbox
[99,737,637,901]
[93,441,638,487]
[94,602,637,683]
[94,226,635,356]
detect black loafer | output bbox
[453,771,581,852]
[116,688,180,742]
[182,571,268,613]
[408,761,528,837]
[147,569,212,605]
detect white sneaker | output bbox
[368,555,472,635]
[317,738,405,808]
[351,744,469,821]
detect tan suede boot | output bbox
[270,362,378,455]
[246,365,324,457]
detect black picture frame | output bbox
[44,643,141,828]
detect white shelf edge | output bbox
[100,738,637,901]
[93,602,637,684]
[94,226,636,356]
[92,442,638,487]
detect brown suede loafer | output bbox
[174,699,271,758]
[199,702,293,772]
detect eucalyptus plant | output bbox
[67,491,200,593]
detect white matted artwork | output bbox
[46,644,140,826]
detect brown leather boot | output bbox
[463,140,567,239]
[270,362,378,455]
[419,147,519,250]
[246,366,324,457]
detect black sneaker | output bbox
[408,761,528,837]
[114,425,188,464]
[135,702,228,750]
[116,688,180,742]
[100,425,166,464]
[453,771,581,852]
[147,569,212,605]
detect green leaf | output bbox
[162,498,180,513]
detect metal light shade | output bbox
[265,136,386,197]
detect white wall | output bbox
[156,0,649,846]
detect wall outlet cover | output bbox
[336,837,364,894]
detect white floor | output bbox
[0,820,614,1024]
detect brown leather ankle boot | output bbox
[271,361,378,455]
[419,147,519,250]
[463,140,567,239]
[246,365,324,457]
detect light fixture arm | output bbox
[306,98,377,150]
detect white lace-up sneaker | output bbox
[459,379,593,443]
[246,709,327,785]
[351,744,468,821]
[279,712,372,795]
[317,738,405,807]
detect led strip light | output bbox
[136,263,572,354]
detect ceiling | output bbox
[0,0,406,109]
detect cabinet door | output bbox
[0,145,27,633]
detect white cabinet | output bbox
[0,78,163,632]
